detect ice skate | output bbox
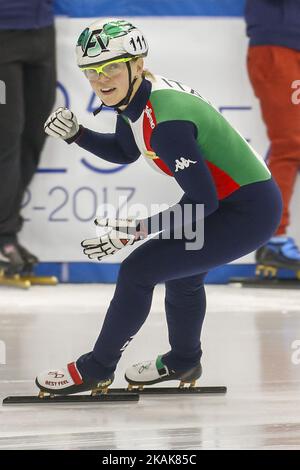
[229,237,300,289]
[0,241,58,288]
[17,244,58,286]
[35,362,115,396]
[124,355,226,395]
[0,241,30,289]
[3,362,139,404]
[255,236,300,280]
[17,243,39,270]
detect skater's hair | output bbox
[131,57,156,82]
[142,69,156,81]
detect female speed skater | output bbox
[37,19,282,395]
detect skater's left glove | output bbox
[81,218,148,261]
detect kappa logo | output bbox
[175,157,197,172]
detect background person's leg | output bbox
[0,28,56,274]
[0,55,24,239]
[0,59,26,274]
[247,45,300,235]
[20,26,56,194]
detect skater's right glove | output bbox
[44,107,81,144]
[81,218,148,261]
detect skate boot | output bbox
[2,362,140,404]
[0,241,25,274]
[256,236,300,280]
[17,243,58,286]
[0,241,30,289]
[0,240,58,288]
[17,244,39,273]
[3,358,226,404]
[35,362,115,398]
[125,355,202,391]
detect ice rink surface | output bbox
[1,283,300,450]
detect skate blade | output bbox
[125,385,227,395]
[20,275,58,286]
[3,392,139,405]
[255,265,278,278]
[0,272,30,289]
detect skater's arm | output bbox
[73,116,141,164]
[142,120,219,234]
[151,120,218,209]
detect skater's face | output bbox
[85,58,144,108]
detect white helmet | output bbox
[76,18,149,69]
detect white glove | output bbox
[81,218,148,261]
[44,107,80,142]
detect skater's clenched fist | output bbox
[44,107,81,143]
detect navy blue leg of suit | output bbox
[77,178,282,379]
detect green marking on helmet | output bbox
[103,20,135,39]
[78,27,109,58]
[98,30,109,47]
[77,28,90,50]
[77,20,134,59]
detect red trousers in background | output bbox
[247,45,300,235]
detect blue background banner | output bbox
[54,0,246,18]
[35,263,297,284]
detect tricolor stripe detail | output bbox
[67,362,83,385]
[206,161,240,199]
[142,100,239,195]
[143,101,173,177]
[153,158,173,176]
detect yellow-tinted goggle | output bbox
[81,57,136,80]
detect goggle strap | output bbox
[93,103,104,116]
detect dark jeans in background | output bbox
[0,25,56,242]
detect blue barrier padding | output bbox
[34,262,259,284]
[54,0,245,18]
